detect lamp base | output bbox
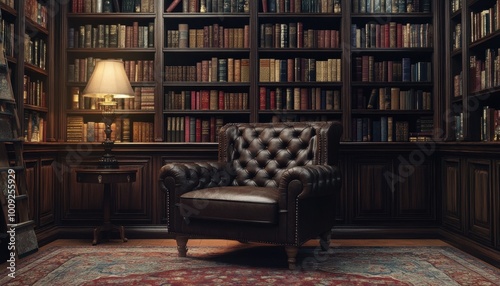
[98,139,119,169]
[98,153,119,169]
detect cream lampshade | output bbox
[82,59,134,168]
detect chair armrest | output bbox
[278,165,341,201]
[159,162,235,196]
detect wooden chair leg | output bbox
[285,246,298,270]
[319,229,332,251]
[176,236,188,257]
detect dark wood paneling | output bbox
[466,159,493,246]
[39,159,56,227]
[24,160,38,223]
[351,157,392,221]
[442,157,463,232]
[395,160,435,219]
[62,156,154,225]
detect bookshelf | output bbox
[62,0,158,143]
[1,0,54,142]
[257,2,343,124]
[59,0,441,143]
[163,2,251,142]
[349,0,437,142]
[445,0,500,142]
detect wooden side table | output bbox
[75,168,137,245]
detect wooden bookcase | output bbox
[446,0,500,142]
[1,0,54,142]
[58,0,441,143]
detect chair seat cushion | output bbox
[179,186,280,224]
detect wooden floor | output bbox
[43,238,450,249]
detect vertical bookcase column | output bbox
[341,0,352,141]
[154,0,164,141]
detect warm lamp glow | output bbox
[83,59,134,99]
[82,59,134,169]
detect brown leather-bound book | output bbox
[244,25,249,48]
[234,59,241,82]
[293,87,300,110]
[218,90,225,110]
[286,59,294,82]
[209,90,218,110]
[227,58,234,82]
[188,29,196,48]
[201,119,210,142]
[259,58,270,82]
[201,60,209,82]
[240,58,250,82]
[209,117,216,142]
[300,88,308,110]
[333,90,340,110]
[391,87,400,110]
[297,22,304,48]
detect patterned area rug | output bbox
[1,244,499,285]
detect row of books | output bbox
[260,23,340,49]
[164,90,249,110]
[25,0,48,28]
[68,57,154,83]
[0,19,14,57]
[353,56,432,82]
[24,34,47,70]
[23,75,46,108]
[71,0,155,13]
[0,0,14,8]
[67,116,154,142]
[167,24,249,48]
[351,23,433,48]
[481,106,500,141]
[165,58,250,82]
[352,0,431,14]
[165,116,224,143]
[71,86,155,110]
[259,87,341,111]
[469,49,500,93]
[259,58,342,82]
[354,87,432,110]
[352,116,433,142]
[23,111,45,143]
[68,22,154,49]
[261,0,341,13]
[169,0,249,13]
[470,1,500,43]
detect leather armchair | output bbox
[159,121,342,269]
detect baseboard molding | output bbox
[332,227,440,238]
[438,229,500,268]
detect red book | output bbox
[195,118,202,142]
[396,23,403,48]
[166,0,181,12]
[191,91,196,110]
[270,90,276,110]
[259,87,267,110]
[218,91,225,110]
[201,90,210,110]
[262,0,268,12]
[300,88,308,110]
[184,116,190,142]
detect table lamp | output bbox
[82,59,134,169]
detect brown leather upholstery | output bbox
[159,121,342,269]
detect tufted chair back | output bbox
[218,122,339,188]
